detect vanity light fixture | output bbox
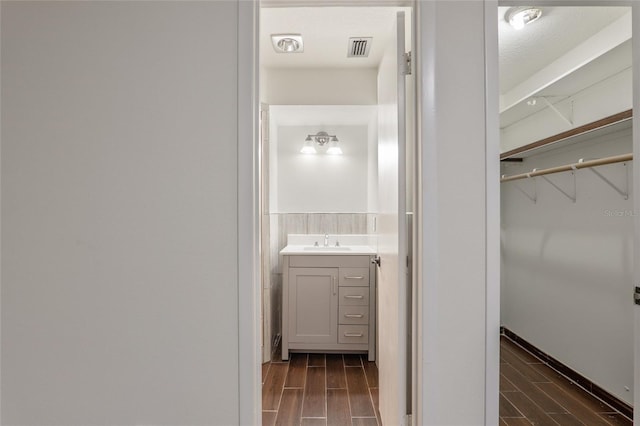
[300,131,342,155]
[505,7,542,30]
[271,34,304,53]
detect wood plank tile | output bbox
[301,418,327,426]
[500,418,509,426]
[352,418,378,426]
[500,393,525,418]
[528,363,611,413]
[275,388,304,426]
[370,387,381,425]
[547,413,586,426]
[344,354,363,367]
[501,348,551,383]
[262,362,271,384]
[361,357,378,388]
[262,411,277,426]
[502,418,534,426]
[502,364,567,413]
[327,354,347,389]
[327,389,351,426]
[346,367,376,417]
[302,367,326,417]
[263,363,288,411]
[308,353,326,367]
[535,382,609,425]
[599,413,633,426]
[285,353,307,388]
[502,391,560,426]
[501,374,518,392]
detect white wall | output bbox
[274,125,369,213]
[262,68,378,105]
[501,128,634,405]
[1,2,240,424]
[418,1,497,424]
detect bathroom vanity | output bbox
[280,235,377,361]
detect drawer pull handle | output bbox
[344,332,364,337]
[344,276,364,280]
[345,314,364,318]
[344,295,364,299]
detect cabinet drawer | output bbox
[339,267,369,287]
[338,325,368,344]
[339,287,369,306]
[339,306,369,325]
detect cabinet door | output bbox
[289,268,338,344]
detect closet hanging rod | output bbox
[501,153,632,183]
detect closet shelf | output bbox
[500,109,632,160]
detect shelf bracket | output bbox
[541,172,576,203]
[588,162,629,200]
[511,176,537,204]
[539,96,573,127]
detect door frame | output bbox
[237,1,260,425]
[238,1,501,424]
[632,3,640,422]
[496,1,638,424]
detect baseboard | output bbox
[500,327,634,421]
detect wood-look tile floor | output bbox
[262,338,632,426]
[500,336,633,426]
[262,352,380,426]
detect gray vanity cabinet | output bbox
[288,267,338,344]
[282,255,376,361]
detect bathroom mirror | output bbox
[268,105,378,213]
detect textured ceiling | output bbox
[498,6,629,94]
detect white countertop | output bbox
[279,234,377,256]
[280,244,376,255]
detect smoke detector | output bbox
[347,37,372,58]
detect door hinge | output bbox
[402,51,412,76]
[635,286,640,305]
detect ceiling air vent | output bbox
[348,37,372,58]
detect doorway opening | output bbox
[498,5,635,424]
[257,4,416,425]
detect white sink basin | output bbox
[279,236,376,255]
[303,246,352,252]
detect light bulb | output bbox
[326,139,342,155]
[277,38,299,53]
[301,139,316,154]
[506,8,542,30]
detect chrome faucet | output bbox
[324,234,329,247]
